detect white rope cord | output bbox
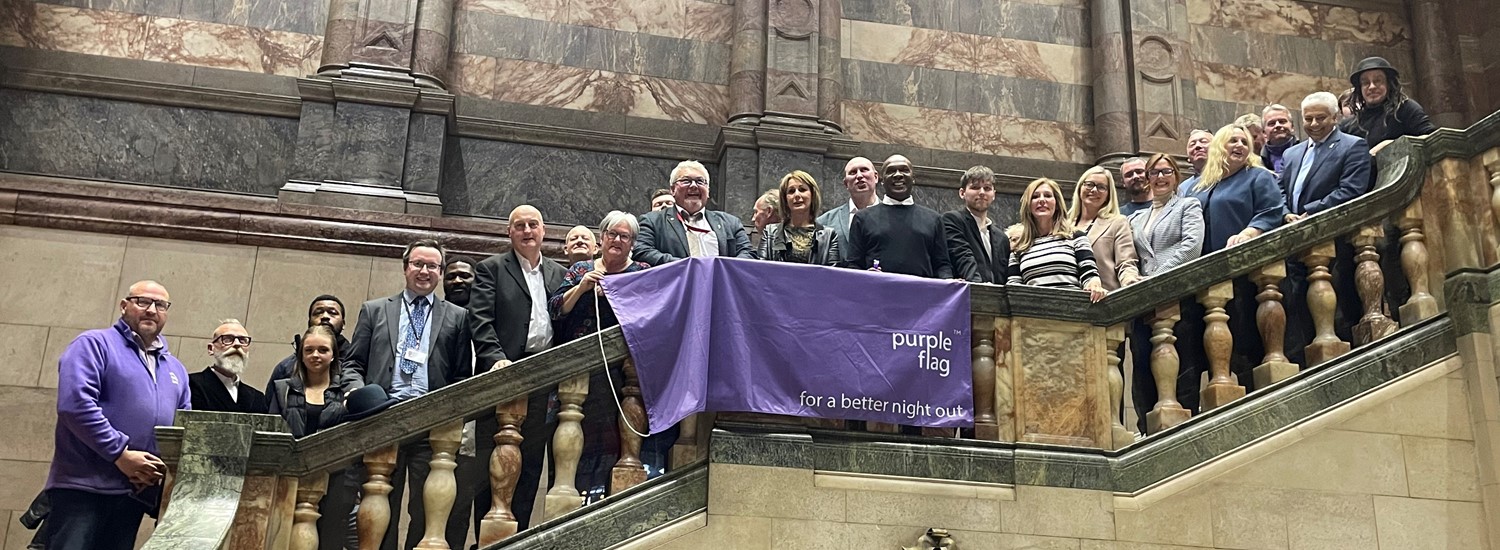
[596,282,651,438]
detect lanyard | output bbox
[677,210,713,234]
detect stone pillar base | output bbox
[1146,406,1192,434]
[866,422,901,434]
[1111,424,1138,450]
[1307,340,1352,367]
[1253,361,1300,389]
[280,181,442,216]
[1200,383,1247,412]
[610,465,647,495]
[1400,299,1440,326]
[973,423,1000,441]
[804,418,846,430]
[1354,317,1400,346]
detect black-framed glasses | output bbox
[124,296,172,311]
[603,230,635,242]
[1081,182,1108,192]
[1149,168,1176,177]
[673,177,708,187]
[213,334,252,346]
[407,260,442,272]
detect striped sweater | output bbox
[1006,233,1100,289]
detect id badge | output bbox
[403,348,428,364]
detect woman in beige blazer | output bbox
[1068,166,1141,291]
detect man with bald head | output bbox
[847,155,953,278]
[467,204,567,534]
[46,280,191,549]
[564,225,599,265]
[818,156,881,262]
[188,319,268,413]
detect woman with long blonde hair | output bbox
[1068,166,1141,291]
[1007,177,1106,302]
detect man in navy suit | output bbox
[1280,91,1373,365]
[634,160,755,265]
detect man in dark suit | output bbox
[633,160,755,265]
[467,205,566,534]
[1280,91,1373,365]
[846,154,953,279]
[942,166,1010,284]
[189,319,268,413]
[817,156,880,263]
[343,239,474,550]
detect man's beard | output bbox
[446,288,469,307]
[215,350,247,376]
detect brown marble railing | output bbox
[145,109,1500,549]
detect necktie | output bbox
[1290,141,1318,213]
[399,296,429,375]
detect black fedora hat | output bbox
[343,385,399,422]
[1349,56,1399,88]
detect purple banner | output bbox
[604,257,973,433]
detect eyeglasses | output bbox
[603,230,635,242]
[1081,182,1108,192]
[1149,168,1176,177]
[674,177,708,187]
[213,334,252,346]
[125,296,172,311]
[407,261,442,272]
[1123,169,1147,177]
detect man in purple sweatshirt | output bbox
[46,280,192,550]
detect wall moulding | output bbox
[0,67,304,119]
[0,172,580,260]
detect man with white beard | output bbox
[188,319,268,413]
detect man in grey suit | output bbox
[1280,91,1374,365]
[343,239,475,550]
[466,204,566,534]
[634,160,755,265]
[817,156,880,262]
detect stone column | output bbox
[1100,0,1201,163]
[286,0,457,215]
[1407,0,1468,128]
[1090,0,1133,161]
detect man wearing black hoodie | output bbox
[263,294,350,396]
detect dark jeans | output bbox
[314,465,360,550]
[510,389,557,532]
[358,439,433,550]
[44,488,148,550]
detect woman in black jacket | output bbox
[758,170,842,266]
[269,324,352,550]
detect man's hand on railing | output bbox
[115,449,165,488]
[1227,227,1264,247]
[1284,213,1307,224]
[492,359,513,372]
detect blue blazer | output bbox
[1277,128,1372,215]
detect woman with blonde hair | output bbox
[1007,177,1106,302]
[758,170,841,265]
[1068,166,1141,291]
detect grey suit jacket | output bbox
[633,208,754,266]
[816,202,854,262]
[342,292,473,396]
[1127,196,1205,276]
[468,251,566,369]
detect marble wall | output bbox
[0,0,325,77]
[840,0,1096,166]
[1187,0,1413,130]
[0,223,409,549]
[0,89,297,196]
[621,357,1493,550]
[1453,0,1500,122]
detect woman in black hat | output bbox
[1341,56,1436,150]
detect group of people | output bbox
[37,56,1434,550]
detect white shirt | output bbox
[212,367,240,402]
[881,195,916,206]
[678,208,720,258]
[846,197,879,232]
[393,289,435,400]
[969,211,993,256]
[520,254,554,352]
[131,331,162,382]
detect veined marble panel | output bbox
[846,20,1089,86]
[1,3,151,58]
[454,10,729,84]
[458,0,732,43]
[1194,61,1347,111]
[483,57,728,125]
[143,17,322,77]
[1187,0,1409,47]
[843,0,1089,48]
[842,100,1092,164]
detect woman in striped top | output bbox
[1006,177,1107,302]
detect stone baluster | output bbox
[1199,281,1245,410]
[1251,263,1298,388]
[291,472,329,550]
[479,398,527,545]
[1398,203,1441,324]
[1352,224,1400,345]
[1301,242,1352,366]
[356,444,399,550]
[612,358,649,494]
[971,314,999,440]
[544,373,590,520]
[1105,323,1135,449]
[1146,304,1190,433]
[1486,150,1500,237]
[416,420,464,549]
[994,317,1015,442]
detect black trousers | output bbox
[1284,238,1365,367]
[44,488,148,550]
[362,439,433,550]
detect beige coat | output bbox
[1083,215,1141,290]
